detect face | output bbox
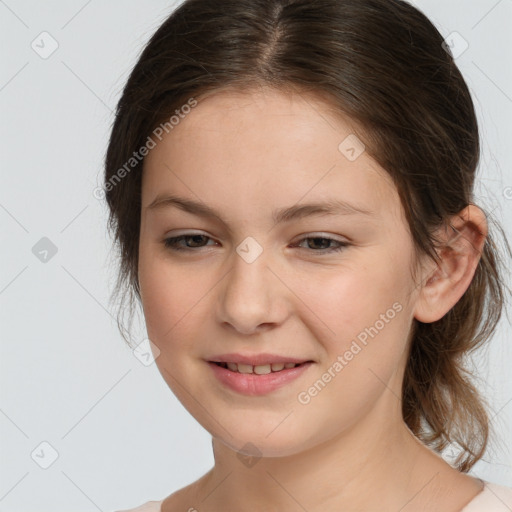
[138,87,423,457]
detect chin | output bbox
[208,413,322,459]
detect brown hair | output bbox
[104,0,511,472]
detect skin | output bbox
[138,86,488,512]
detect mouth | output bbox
[206,357,315,396]
[209,361,311,374]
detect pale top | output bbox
[114,481,512,512]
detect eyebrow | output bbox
[146,193,375,225]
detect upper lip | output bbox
[207,353,312,366]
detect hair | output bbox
[104,0,511,472]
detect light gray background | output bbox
[1,0,511,510]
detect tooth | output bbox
[227,362,238,371]
[284,362,297,369]
[254,364,271,375]
[237,363,254,374]
[271,363,285,372]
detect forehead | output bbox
[142,87,400,220]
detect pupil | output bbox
[190,235,206,247]
[309,237,328,249]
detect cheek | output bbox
[296,254,412,375]
[138,249,205,349]
[291,267,411,433]
[298,262,406,332]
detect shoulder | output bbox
[461,482,512,511]
[113,499,164,512]
[114,472,212,512]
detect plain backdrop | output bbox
[1,0,511,510]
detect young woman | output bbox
[104,0,512,510]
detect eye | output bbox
[162,233,350,254]
[292,235,350,253]
[163,234,216,251]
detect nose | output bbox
[216,248,289,335]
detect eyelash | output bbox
[162,234,350,254]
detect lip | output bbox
[207,360,314,396]
[207,352,311,366]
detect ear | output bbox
[414,205,488,323]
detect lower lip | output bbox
[207,361,313,396]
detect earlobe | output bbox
[414,205,488,324]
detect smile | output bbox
[207,360,314,396]
[212,361,302,374]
